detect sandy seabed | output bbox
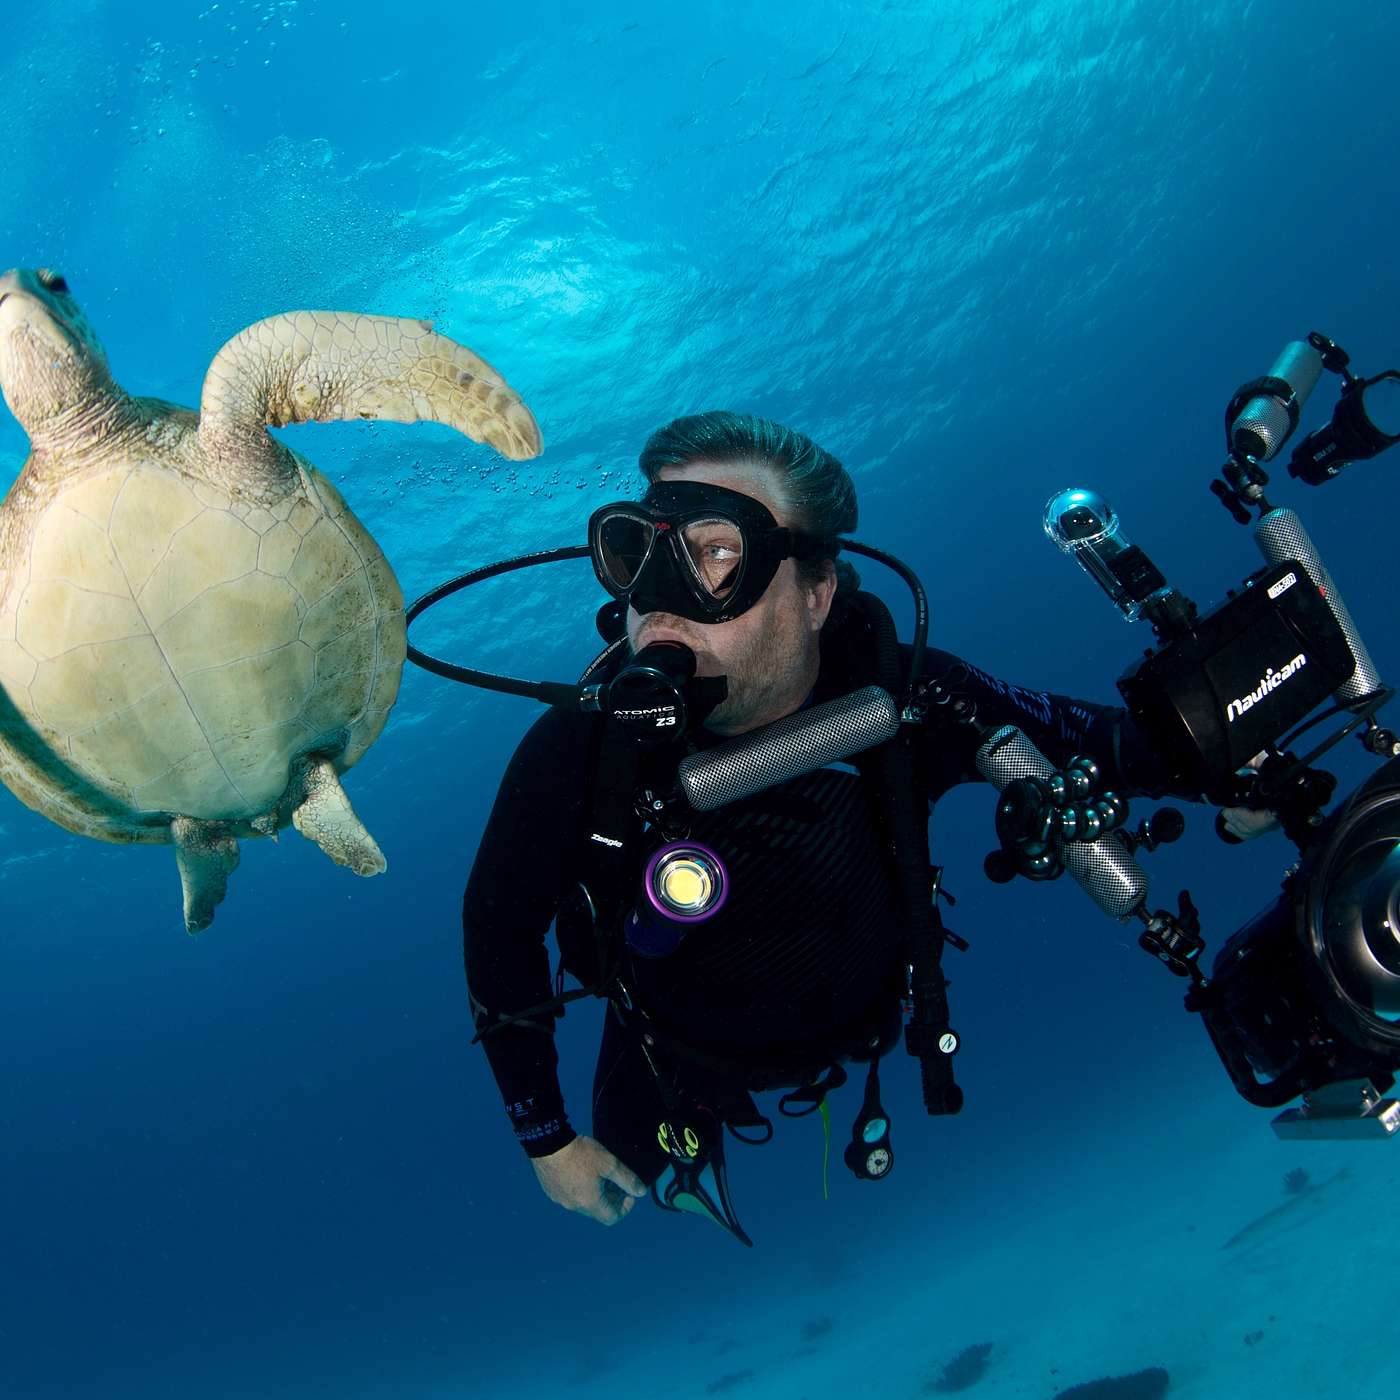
[474,1090,1397,1400]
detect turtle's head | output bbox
[0,268,118,443]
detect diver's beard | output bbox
[701,638,818,736]
[703,689,758,735]
[705,674,787,735]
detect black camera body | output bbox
[1117,560,1356,805]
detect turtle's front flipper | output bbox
[171,817,240,934]
[290,755,387,877]
[197,311,542,475]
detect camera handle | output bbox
[982,756,1130,884]
[1219,752,1339,852]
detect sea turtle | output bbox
[0,266,540,931]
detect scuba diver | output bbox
[453,410,1229,1242]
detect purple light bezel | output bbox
[643,841,729,923]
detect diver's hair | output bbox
[637,411,861,598]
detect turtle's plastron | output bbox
[0,269,541,932]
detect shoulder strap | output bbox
[473,713,641,1044]
[544,650,646,1002]
[847,592,964,1118]
[582,721,644,943]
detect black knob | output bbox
[1365,727,1400,758]
[983,850,1016,884]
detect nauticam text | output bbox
[1226,653,1307,723]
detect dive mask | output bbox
[588,480,833,624]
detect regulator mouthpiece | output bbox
[598,642,726,743]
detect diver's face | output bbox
[626,459,835,736]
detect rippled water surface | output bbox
[2,4,1399,1398]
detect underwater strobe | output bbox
[1028,332,1400,1140]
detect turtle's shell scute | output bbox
[0,455,403,842]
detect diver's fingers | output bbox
[596,1178,626,1223]
[563,1181,624,1227]
[596,1180,640,1225]
[1220,806,1282,840]
[602,1158,648,1200]
[532,1136,647,1225]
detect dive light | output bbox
[625,840,730,958]
[645,841,728,922]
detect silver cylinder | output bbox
[974,724,1148,921]
[1253,507,1382,704]
[1232,342,1323,462]
[678,685,901,813]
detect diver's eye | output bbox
[36,269,69,294]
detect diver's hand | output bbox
[531,1135,647,1226]
[1220,754,1282,841]
[1218,806,1282,841]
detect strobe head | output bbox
[1289,370,1400,484]
[1195,758,1400,1133]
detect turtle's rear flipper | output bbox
[290,756,386,877]
[171,817,240,934]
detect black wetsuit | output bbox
[463,628,1177,1182]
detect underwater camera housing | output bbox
[1193,758,1400,1139]
[1113,558,1356,806]
[1043,484,1380,811]
[1040,334,1400,1139]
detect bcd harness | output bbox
[474,589,967,1199]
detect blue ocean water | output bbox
[3,1,1399,1396]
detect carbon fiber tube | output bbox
[1253,507,1382,704]
[1232,342,1323,461]
[974,725,1149,921]
[678,685,900,812]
